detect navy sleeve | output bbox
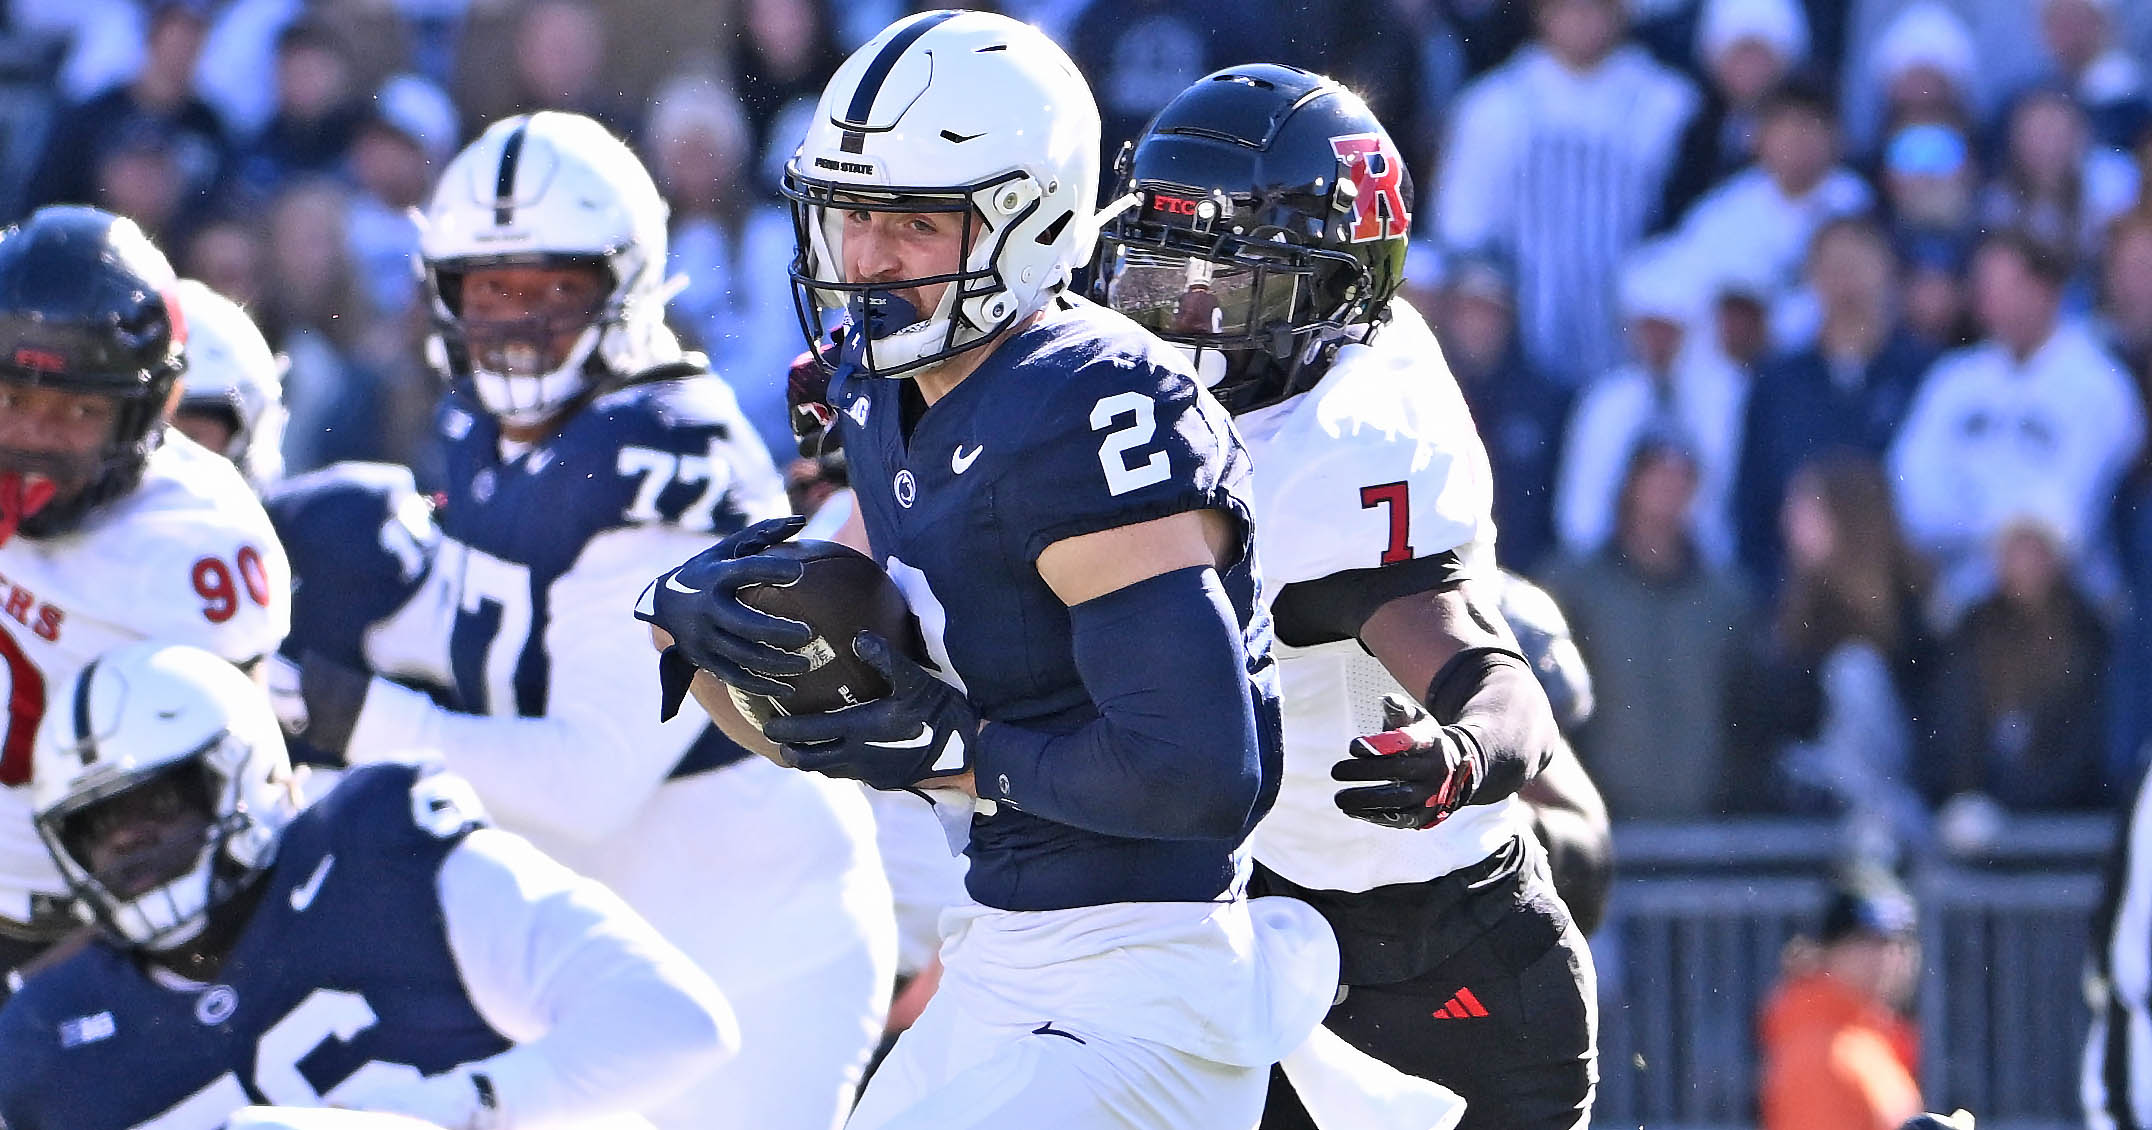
[999,353,1242,563]
[973,566,1263,840]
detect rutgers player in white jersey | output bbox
[1099,66,1596,1130]
[169,278,288,490]
[0,206,289,984]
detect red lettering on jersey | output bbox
[1328,134,1411,244]
[0,628,42,786]
[1360,481,1414,565]
[32,604,60,642]
[3,586,29,625]
[194,556,238,623]
[236,545,271,607]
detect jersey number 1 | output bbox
[1360,482,1413,565]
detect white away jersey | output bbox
[1235,301,1525,893]
[0,436,289,932]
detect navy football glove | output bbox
[1332,693,1478,830]
[635,515,815,719]
[760,631,977,792]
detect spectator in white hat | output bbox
[1556,241,1749,566]
[1840,0,1981,157]
[1661,0,1813,221]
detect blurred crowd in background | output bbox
[11,0,2152,857]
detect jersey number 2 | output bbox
[1090,392,1170,497]
[1360,482,1413,565]
[133,989,425,1129]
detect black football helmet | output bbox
[0,206,185,538]
[1097,63,1412,413]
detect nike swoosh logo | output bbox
[951,445,984,474]
[929,730,966,774]
[664,572,702,595]
[289,853,335,912]
[865,723,934,751]
[1032,1022,1085,1044]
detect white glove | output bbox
[265,652,310,736]
[228,1108,447,1130]
[331,1065,494,1130]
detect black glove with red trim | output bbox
[1332,694,1478,830]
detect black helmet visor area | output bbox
[1097,212,1371,349]
[1102,243,1302,345]
[781,165,1027,379]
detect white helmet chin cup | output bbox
[465,324,605,428]
[33,642,297,951]
[420,111,676,422]
[784,9,1101,378]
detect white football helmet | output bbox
[420,111,679,429]
[34,642,298,950]
[783,9,1102,378]
[174,279,288,486]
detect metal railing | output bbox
[1592,816,2116,1130]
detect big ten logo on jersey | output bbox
[129,989,429,1130]
[1328,134,1411,244]
[617,439,742,532]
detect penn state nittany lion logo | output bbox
[1328,133,1411,244]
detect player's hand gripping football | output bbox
[635,515,816,718]
[1333,693,1477,830]
[760,631,978,792]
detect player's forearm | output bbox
[437,831,738,1127]
[1433,647,1561,807]
[974,566,1262,840]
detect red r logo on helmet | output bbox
[1328,134,1410,243]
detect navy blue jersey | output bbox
[432,368,787,778]
[0,764,508,1130]
[833,297,1280,910]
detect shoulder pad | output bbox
[996,308,1247,560]
[266,463,436,667]
[111,471,291,661]
[1238,303,1495,586]
[310,762,488,865]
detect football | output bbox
[720,539,924,734]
